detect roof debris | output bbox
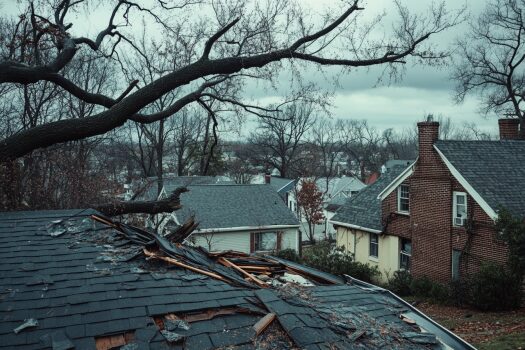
[0,209,475,349]
[13,318,38,334]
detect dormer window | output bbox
[453,192,467,227]
[397,184,410,213]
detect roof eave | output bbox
[329,220,382,234]
[192,224,301,234]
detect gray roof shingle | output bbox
[0,209,473,349]
[177,184,299,230]
[268,177,296,195]
[136,176,233,201]
[435,140,525,217]
[330,166,409,231]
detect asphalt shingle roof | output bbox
[176,184,299,230]
[268,177,295,195]
[0,210,261,349]
[0,209,472,349]
[331,166,409,231]
[136,176,232,201]
[435,140,525,217]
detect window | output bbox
[400,239,412,270]
[397,184,410,213]
[369,233,379,258]
[254,232,277,252]
[453,192,467,226]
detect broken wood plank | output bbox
[143,248,228,283]
[217,257,267,288]
[253,313,276,336]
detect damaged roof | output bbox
[0,209,473,349]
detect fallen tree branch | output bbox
[94,187,188,216]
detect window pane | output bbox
[456,205,466,217]
[401,239,411,254]
[400,253,410,270]
[369,234,379,257]
[399,185,410,212]
[256,232,277,251]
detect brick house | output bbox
[333,118,525,283]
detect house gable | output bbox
[433,144,497,220]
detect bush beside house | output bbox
[273,242,380,283]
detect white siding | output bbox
[190,228,299,253]
[192,231,250,253]
[281,228,299,251]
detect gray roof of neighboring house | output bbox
[435,140,525,217]
[316,176,366,201]
[331,166,409,231]
[176,184,299,230]
[384,159,414,169]
[268,177,296,195]
[135,176,233,201]
[0,209,473,350]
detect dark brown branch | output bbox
[201,18,240,60]
[94,187,188,216]
[116,79,139,102]
[0,3,454,160]
[130,77,227,123]
[197,99,219,176]
[290,0,363,51]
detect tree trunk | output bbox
[94,187,188,216]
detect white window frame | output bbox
[453,191,468,227]
[369,233,379,259]
[399,238,411,271]
[397,184,410,214]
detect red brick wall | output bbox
[381,144,508,282]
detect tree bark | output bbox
[94,187,188,216]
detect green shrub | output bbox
[410,276,433,297]
[387,270,413,296]
[469,263,522,311]
[430,283,450,304]
[300,242,380,283]
[448,279,472,307]
[273,248,302,263]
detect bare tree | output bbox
[0,44,119,210]
[453,0,525,135]
[250,102,316,178]
[0,0,464,161]
[337,120,386,181]
[172,107,205,176]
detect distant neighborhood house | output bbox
[331,118,524,283]
[330,165,410,282]
[134,176,300,253]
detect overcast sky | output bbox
[1,0,498,136]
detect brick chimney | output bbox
[417,116,440,164]
[264,174,271,184]
[498,118,520,140]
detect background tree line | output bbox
[1,0,515,212]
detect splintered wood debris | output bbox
[81,214,469,350]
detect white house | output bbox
[134,176,300,253]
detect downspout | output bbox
[352,229,357,259]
